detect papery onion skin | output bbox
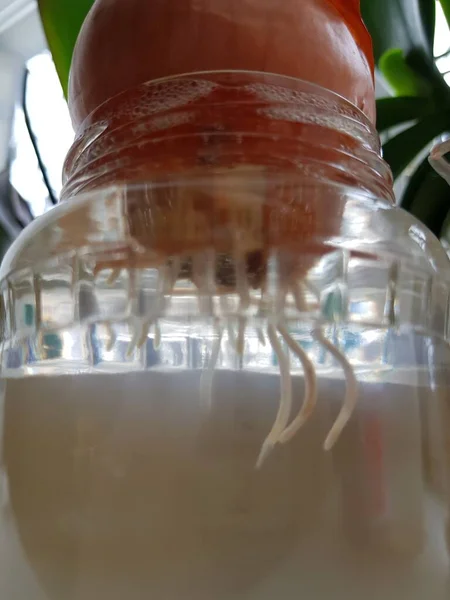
[69,0,375,129]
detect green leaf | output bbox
[401,154,438,210]
[440,0,450,32]
[400,154,450,237]
[379,49,432,96]
[37,0,95,97]
[419,0,436,50]
[382,111,450,178]
[406,47,450,103]
[361,0,435,62]
[376,96,433,132]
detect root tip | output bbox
[323,434,337,452]
[256,439,275,470]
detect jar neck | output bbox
[62,71,393,202]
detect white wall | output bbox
[0,52,21,172]
[0,0,46,172]
[0,1,46,60]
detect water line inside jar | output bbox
[1,367,449,600]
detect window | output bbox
[435,1,450,81]
[10,52,73,217]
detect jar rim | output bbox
[62,71,392,202]
[73,70,378,137]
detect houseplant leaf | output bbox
[419,0,436,50]
[37,0,95,96]
[379,49,432,96]
[439,0,450,31]
[376,96,433,132]
[401,154,450,237]
[382,111,450,178]
[361,0,435,62]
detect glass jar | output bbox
[0,73,450,599]
[63,72,390,201]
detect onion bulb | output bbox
[69,0,375,130]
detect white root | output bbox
[126,257,180,357]
[129,319,161,351]
[256,324,293,469]
[236,317,247,356]
[106,268,122,286]
[291,280,358,451]
[103,268,120,352]
[193,251,215,315]
[136,320,152,350]
[200,325,223,411]
[218,254,251,355]
[254,293,267,346]
[232,253,250,355]
[226,322,237,352]
[119,251,358,459]
[291,282,307,313]
[128,318,161,356]
[256,326,266,346]
[154,322,162,350]
[277,324,318,443]
[222,315,247,358]
[235,251,251,309]
[313,327,358,451]
[219,296,239,352]
[104,323,116,352]
[126,267,140,357]
[126,323,143,358]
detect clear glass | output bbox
[0,177,450,599]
